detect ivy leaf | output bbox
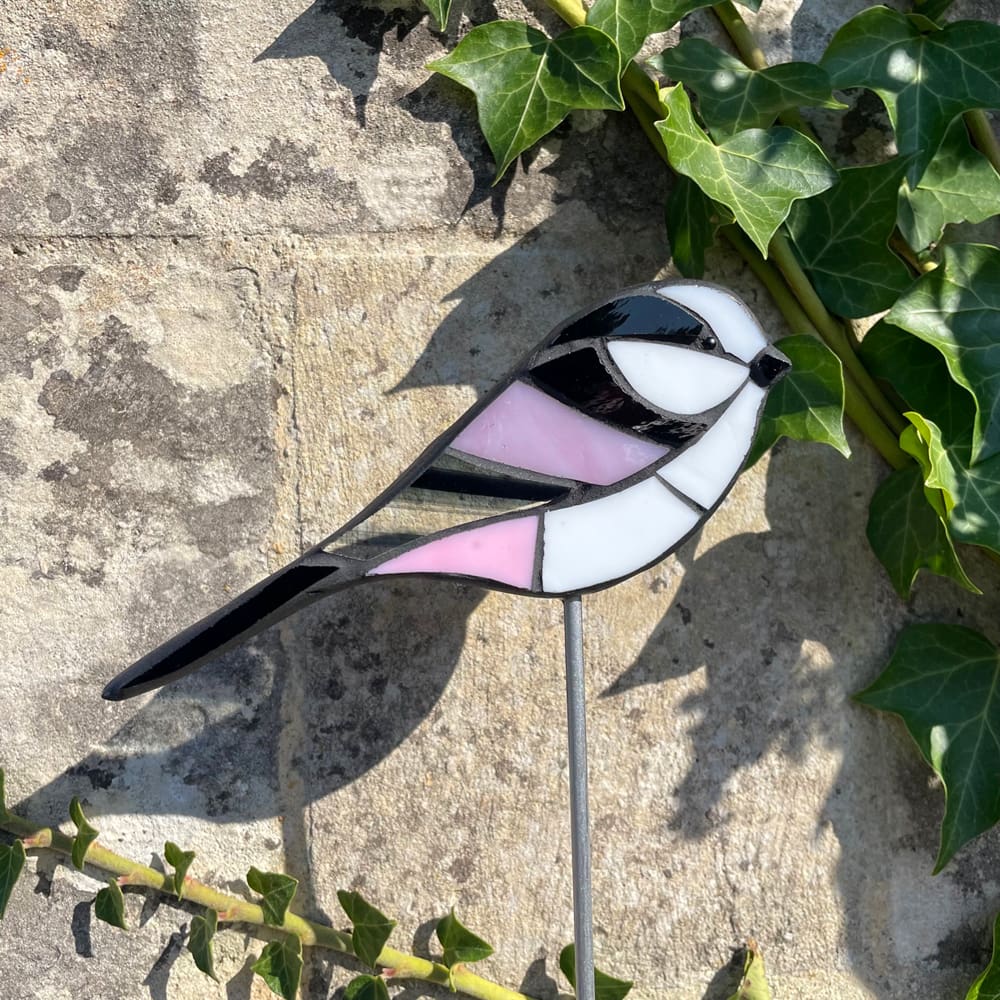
[188,908,220,982]
[344,975,391,1000]
[164,841,195,899]
[94,879,127,931]
[69,797,98,871]
[734,0,761,10]
[859,320,1000,557]
[665,176,728,278]
[866,465,976,598]
[428,22,624,181]
[915,0,955,22]
[859,320,975,444]
[820,8,1000,186]
[436,909,494,967]
[856,624,1000,871]
[747,335,849,465]
[966,914,1000,1000]
[898,118,1000,252]
[247,867,298,928]
[559,944,633,1000]
[0,840,26,920]
[726,940,772,1000]
[252,937,303,1000]
[656,84,837,256]
[900,412,961,518]
[338,890,396,968]
[950,454,1000,556]
[421,0,451,32]
[586,0,713,68]
[885,244,1000,465]
[786,157,913,318]
[651,38,844,137]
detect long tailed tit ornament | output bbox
[103,280,789,700]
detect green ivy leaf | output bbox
[859,321,1000,558]
[856,624,1000,871]
[914,0,955,22]
[747,335,849,465]
[859,320,975,444]
[734,0,761,10]
[436,909,494,967]
[651,38,844,137]
[966,914,1000,1000]
[656,84,837,256]
[344,975,391,1000]
[898,118,1000,252]
[665,176,728,278]
[726,941,772,1000]
[885,244,1000,465]
[94,879,127,930]
[338,890,396,968]
[586,0,713,68]
[950,454,1000,556]
[866,464,976,598]
[164,841,195,899]
[820,8,1000,186]
[428,22,624,181]
[247,867,298,928]
[252,937,303,1000]
[900,412,961,518]
[69,797,98,871]
[421,0,451,32]
[188,908,220,982]
[559,944,633,1000]
[786,157,913,318]
[0,840,26,920]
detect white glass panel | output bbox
[607,341,747,415]
[657,285,766,362]
[541,478,699,593]
[658,383,766,508]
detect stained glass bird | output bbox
[103,280,789,700]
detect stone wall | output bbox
[2,1,999,997]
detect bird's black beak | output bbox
[749,346,792,388]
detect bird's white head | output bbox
[602,281,790,417]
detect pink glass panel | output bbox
[368,515,540,590]
[450,381,667,486]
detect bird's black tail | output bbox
[102,551,367,700]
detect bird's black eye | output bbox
[701,335,718,351]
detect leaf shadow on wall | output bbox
[255,0,427,126]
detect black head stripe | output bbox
[554,294,703,346]
[529,347,707,448]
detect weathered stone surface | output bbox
[2,1,1000,999]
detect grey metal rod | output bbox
[563,593,595,1000]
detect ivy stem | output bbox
[711,1,766,69]
[722,227,909,470]
[542,0,585,28]
[767,234,908,438]
[0,810,531,1000]
[965,110,1000,176]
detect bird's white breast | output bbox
[539,381,767,594]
